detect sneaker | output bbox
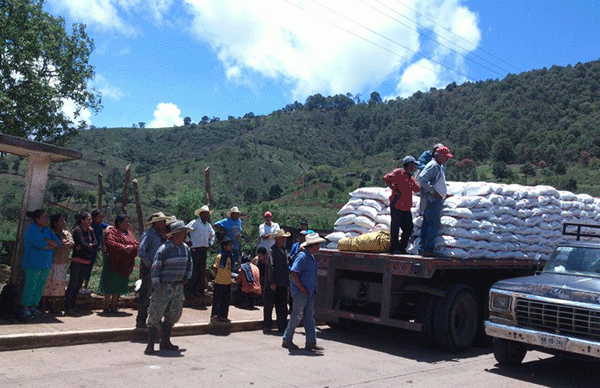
[210,315,220,324]
[79,288,92,295]
[282,341,299,350]
[218,317,231,324]
[30,307,45,318]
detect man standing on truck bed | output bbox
[383,156,420,254]
[418,146,453,256]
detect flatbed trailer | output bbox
[314,249,542,352]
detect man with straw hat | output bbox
[136,212,169,329]
[185,205,215,299]
[263,228,290,334]
[282,233,326,351]
[214,206,243,269]
[145,220,193,355]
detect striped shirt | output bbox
[151,240,193,284]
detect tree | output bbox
[106,167,123,192]
[492,162,513,180]
[0,0,101,145]
[492,137,515,164]
[173,187,205,221]
[201,115,209,125]
[243,187,258,203]
[368,91,382,106]
[138,122,146,129]
[183,116,192,126]
[47,180,74,202]
[269,184,283,200]
[455,159,477,180]
[520,162,536,183]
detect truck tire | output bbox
[492,337,527,366]
[433,284,478,352]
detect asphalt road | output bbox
[2,324,599,388]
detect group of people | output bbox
[20,209,139,319]
[18,199,326,353]
[383,143,454,256]
[139,206,325,354]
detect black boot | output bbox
[144,327,157,355]
[160,323,179,351]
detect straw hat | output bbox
[300,232,326,248]
[166,220,193,237]
[271,229,291,239]
[194,205,211,217]
[146,212,169,225]
[228,206,241,217]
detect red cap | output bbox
[436,146,453,158]
[263,211,273,218]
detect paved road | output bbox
[2,325,598,388]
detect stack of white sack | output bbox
[327,183,600,260]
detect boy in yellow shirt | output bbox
[211,237,233,323]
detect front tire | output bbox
[492,337,527,366]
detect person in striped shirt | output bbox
[145,220,193,355]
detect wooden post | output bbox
[132,178,144,236]
[121,164,131,214]
[10,154,50,285]
[97,173,103,210]
[205,166,211,206]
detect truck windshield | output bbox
[545,246,600,276]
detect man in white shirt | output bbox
[418,146,453,256]
[257,211,280,251]
[185,205,215,298]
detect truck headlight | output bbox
[490,292,511,313]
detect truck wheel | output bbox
[433,284,478,352]
[492,337,527,366]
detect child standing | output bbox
[211,237,234,323]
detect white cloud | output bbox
[62,99,92,126]
[93,74,127,101]
[183,0,481,101]
[47,0,138,35]
[48,0,177,32]
[393,59,444,98]
[147,103,184,128]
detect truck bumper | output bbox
[485,321,600,359]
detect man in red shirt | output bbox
[383,156,420,254]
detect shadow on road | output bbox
[317,322,491,363]
[486,355,600,388]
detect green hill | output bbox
[1,58,599,245]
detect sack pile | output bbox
[326,183,600,260]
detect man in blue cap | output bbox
[383,156,420,254]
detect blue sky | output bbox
[45,0,600,129]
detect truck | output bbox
[485,223,600,365]
[314,247,542,352]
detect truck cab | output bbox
[485,223,600,365]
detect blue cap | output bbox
[402,156,416,165]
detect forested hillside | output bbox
[1,59,599,242]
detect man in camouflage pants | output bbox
[145,220,193,355]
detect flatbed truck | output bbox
[314,249,542,352]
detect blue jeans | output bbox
[419,197,444,252]
[283,293,316,346]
